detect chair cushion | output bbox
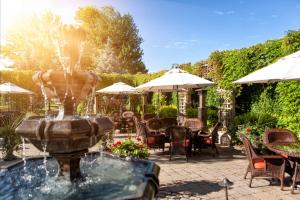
[203,137,212,145]
[280,154,288,158]
[252,158,265,169]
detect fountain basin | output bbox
[15,116,114,180]
[0,152,160,200]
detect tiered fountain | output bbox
[0,25,159,199]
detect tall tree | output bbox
[75,6,147,74]
[1,12,62,70]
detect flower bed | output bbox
[109,136,150,159]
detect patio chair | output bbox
[122,111,135,133]
[160,117,178,130]
[183,118,203,153]
[111,111,122,130]
[263,128,299,144]
[139,122,166,151]
[142,113,156,122]
[241,134,286,190]
[166,126,192,161]
[197,122,221,157]
[146,118,163,134]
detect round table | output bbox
[266,142,300,193]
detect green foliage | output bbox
[231,112,278,145]
[276,81,300,137]
[0,115,23,161]
[236,125,264,149]
[75,6,147,74]
[158,105,177,118]
[186,107,198,118]
[111,137,149,159]
[207,106,219,128]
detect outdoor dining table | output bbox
[266,142,300,193]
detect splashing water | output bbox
[41,141,49,178]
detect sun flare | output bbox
[0,0,75,44]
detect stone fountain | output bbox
[2,25,159,199]
[15,25,114,181]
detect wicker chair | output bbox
[160,118,178,130]
[111,111,122,130]
[197,122,222,156]
[241,134,286,190]
[166,126,192,161]
[139,122,166,151]
[146,118,163,134]
[122,111,135,133]
[142,113,156,121]
[183,118,203,153]
[263,128,299,144]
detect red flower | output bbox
[246,127,251,133]
[136,136,142,142]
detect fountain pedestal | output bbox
[53,150,87,181]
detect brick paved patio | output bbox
[1,135,299,200]
[152,146,298,200]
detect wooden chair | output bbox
[139,122,166,151]
[241,134,286,190]
[166,126,192,161]
[197,122,222,156]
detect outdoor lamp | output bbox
[218,177,233,200]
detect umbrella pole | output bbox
[176,85,179,116]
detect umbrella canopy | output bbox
[0,56,14,71]
[136,68,214,92]
[0,82,34,94]
[96,82,137,94]
[234,50,300,84]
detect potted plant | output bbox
[0,115,22,161]
[110,136,150,159]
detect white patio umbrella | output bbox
[96,82,138,94]
[0,56,14,71]
[96,82,138,114]
[0,82,33,94]
[0,82,34,111]
[234,50,300,84]
[136,67,214,116]
[136,68,214,92]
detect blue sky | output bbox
[1,0,300,72]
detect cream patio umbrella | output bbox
[136,67,214,117]
[96,82,138,94]
[136,67,213,92]
[0,82,34,95]
[96,82,138,114]
[0,56,14,71]
[0,82,34,111]
[234,50,300,84]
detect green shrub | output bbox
[0,115,23,161]
[186,107,198,118]
[230,112,278,145]
[158,105,177,118]
[207,106,219,127]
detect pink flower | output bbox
[136,136,142,141]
